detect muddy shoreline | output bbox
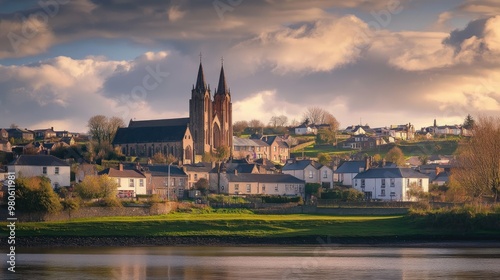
[7,236,500,248]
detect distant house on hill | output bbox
[33,127,56,139]
[6,128,34,142]
[294,121,317,135]
[232,136,269,160]
[342,134,386,150]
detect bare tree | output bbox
[88,115,125,145]
[233,120,249,135]
[269,115,288,127]
[248,119,265,128]
[452,116,500,202]
[303,107,325,124]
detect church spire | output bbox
[216,58,229,96]
[195,54,207,92]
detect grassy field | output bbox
[2,212,494,239]
[291,140,459,158]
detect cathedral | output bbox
[112,60,233,164]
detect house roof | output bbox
[433,171,450,182]
[10,155,70,166]
[225,163,258,174]
[334,161,366,174]
[112,125,189,144]
[282,160,322,171]
[353,168,429,179]
[226,173,305,184]
[184,162,214,172]
[143,165,188,177]
[98,168,145,178]
[262,135,289,148]
[128,117,190,128]
[233,137,269,147]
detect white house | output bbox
[221,173,305,197]
[282,159,334,188]
[8,155,71,188]
[334,160,368,186]
[352,167,429,201]
[294,123,317,135]
[99,164,147,198]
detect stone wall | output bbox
[254,206,408,215]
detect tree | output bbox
[15,176,62,213]
[385,146,405,166]
[463,114,475,130]
[317,153,331,166]
[452,116,500,202]
[248,119,265,128]
[373,154,382,163]
[87,115,124,145]
[233,120,249,136]
[152,152,167,164]
[303,107,325,124]
[194,178,209,196]
[406,182,424,201]
[214,145,230,194]
[418,154,429,165]
[74,175,119,202]
[269,115,288,127]
[9,123,18,128]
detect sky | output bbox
[0,0,499,133]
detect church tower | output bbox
[189,60,212,156]
[213,61,233,152]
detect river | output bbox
[4,245,500,279]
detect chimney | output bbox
[382,158,386,167]
[234,169,238,175]
[119,163,123,171]
[364,156,371,171]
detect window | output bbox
[235,184,239,191]
[390,191,396,197]
[129,179,134,187]
[361,179,365,188]
[246,184,251,193]
[273,146,277,152]
[262,185,266,192]
[54,182,60,189]
[43,167,47,174]
[381,179,386,188]
[390,178,395,188]
[194,174,198,181]
[140,179,144,187]
[55,167,59,175]
[309,171,314,178]
[275,186,279,192]
[418,179,422,187]
[323,170,328,178]
[381,189,386,196]
[406,178,410,186]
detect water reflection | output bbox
[5,246,500,279]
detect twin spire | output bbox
[194,55,229,96]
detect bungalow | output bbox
[8,155,70,188]
[353,167,429,201]
[221,173,305,197]
[98,164,147,198]
[294,122,317,135]
[342,134,386,150]
[282,159,333,188]
[7,128,34,142]
[33,127,57,139]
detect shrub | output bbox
[261,196,301,203]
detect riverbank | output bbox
[7,235,500,248]
[2,213,499,248]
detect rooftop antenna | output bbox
[199,52,202,63]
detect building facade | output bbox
[8,155,70,188]
[112,60,233,162]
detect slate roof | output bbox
[233,137,269,147]
[334,161,366,174]
[112,125,188,144]
[184,162,215,172]
[282,160,323,171]
[225,162,258,174]
[143,165,188,177]
[353,168,429,179]
[128,118,190,128]
[98,168,145,178]
[262,136,288,148]
[10,155,70,166]
[433,172,450,182]
[226,173,305,184]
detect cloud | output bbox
[457,0,500,16]
[233,16,371,73]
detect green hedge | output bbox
[261,196,302,203]
[321,188,364,201]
